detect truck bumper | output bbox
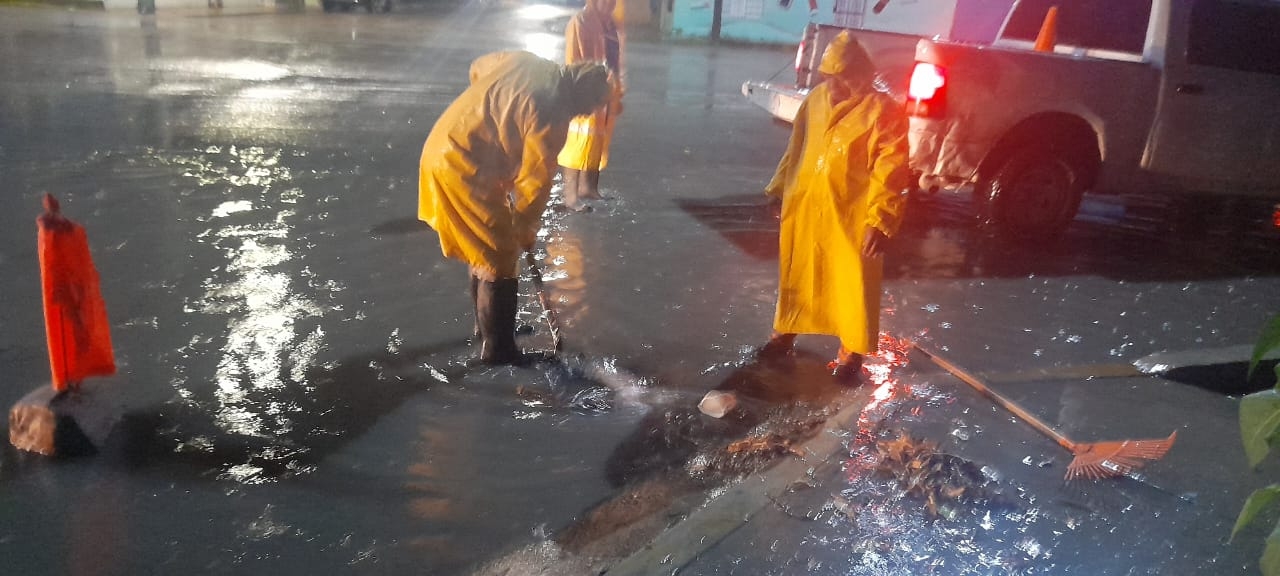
[909,117,984,190]
[742,81,806,124]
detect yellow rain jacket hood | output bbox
[419,51,602,280]
[764,42,909,354]
[817,30,876,88]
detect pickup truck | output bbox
[743,0,1280,240]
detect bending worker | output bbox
[419,51,611,365]
[557,0,625,211]
[755,31,910,383]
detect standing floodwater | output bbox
[2,2,1279,575]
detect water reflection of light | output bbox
[522,32,563,62]
[212,60,292,82]
[860,334,912,414]
[212,200,253,218]
[183,148,331,444]
[150,58,292,82]
[238,86,301,101]
[517,3,576,20]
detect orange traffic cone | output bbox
[36,194,115,392]
[1034,6,1058,52]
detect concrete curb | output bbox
[606,384,877,574]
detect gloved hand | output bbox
[862,228,889,258]
[767,196,783,220]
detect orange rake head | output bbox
[1064,431,1177,481]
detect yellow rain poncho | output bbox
[764,32,910,354]
[557,0,624,172]
[419,52,596,280]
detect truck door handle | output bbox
[1176,83,1204,95]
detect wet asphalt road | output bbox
[1,3,1280,574]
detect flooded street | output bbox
[2,2,1279,574]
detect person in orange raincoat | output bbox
[419,51,611,364]
[557,0,625,211]
[755,31,910,383]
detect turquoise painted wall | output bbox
[670,0,836,44]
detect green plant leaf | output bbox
[1241,390,1280,468]
[1264,517,1280,576]
[1234,485,1280,540]
[1252,315,1280,381]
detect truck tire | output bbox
[978,148,1085,242]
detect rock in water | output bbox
[9,380,120,457]
[697,390,737,419]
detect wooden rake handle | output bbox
[525,252,563,353]
[914,344,1078,452]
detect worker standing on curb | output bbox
[418,51,611,365]
[557,0,625,212]
[755,31,910,383]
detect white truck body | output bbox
[744,0,1280,239]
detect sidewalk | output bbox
[608,345,1275,575]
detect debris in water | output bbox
[726,433,804,459]
[698,390,738,418]
[516,385,552,407]
[829,495,856,519]
[875,431,990,518]
[569,386,613,414]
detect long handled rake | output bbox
[914,344,1177,481]
[525,252,563,355]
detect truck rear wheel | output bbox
[978,148,1084,242]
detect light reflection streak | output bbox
[182,147,334,448]
[517,3,576,20]
[522,32,563,62]
[149,58,292,82]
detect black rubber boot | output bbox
[755,332,796,362]
[477,278,521,365]
[469,274,480,339]
[830,353,864,385]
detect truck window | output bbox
[1188,0,1280,76]
[1001,0,1151,54]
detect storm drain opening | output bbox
[1154,360,1279,396]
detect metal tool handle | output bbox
[525,252,563,353]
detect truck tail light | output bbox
[906,62,946,118]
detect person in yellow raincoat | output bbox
[419,51,611,364]
[557,0,625,211]
[755,31,910,382]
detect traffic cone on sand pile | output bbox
[1034,6,1058,52]
[9,194,118,457]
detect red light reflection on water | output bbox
[857,333,913,425]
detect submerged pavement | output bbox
[2,3,1280,575]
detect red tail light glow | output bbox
[906,62,946,117]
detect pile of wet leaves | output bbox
[874,430,993,519]
[685,404,834,485]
